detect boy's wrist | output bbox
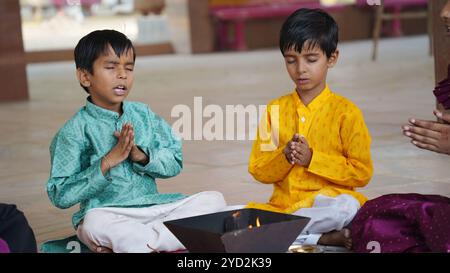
[136,156,149,166]
[305,148,313,167]
[134,148,149,165]
[101,155,113,175]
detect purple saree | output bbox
[351,193,450,253]
[0,238,10,253]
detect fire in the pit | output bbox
[164,208,310,253]
[248,217,261,229]
[224,211,262,231]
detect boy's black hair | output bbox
[279,8,338,58]
[74,29,136,93]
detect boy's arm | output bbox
[307,108,373,188]
[248,104,293,184]
[47,133,111,209]
[131,107,182,179]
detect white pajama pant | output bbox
[222,194,360,246]
[76,191,227,253]
[293,194,361,245]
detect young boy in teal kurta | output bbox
[47,30,226,253]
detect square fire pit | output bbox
[163,208,310,253]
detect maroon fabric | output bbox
[433,64,450,109]
[0,238,10,253]
[351,193,450,253]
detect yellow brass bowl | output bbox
[288,245,324,253]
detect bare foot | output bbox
[317,228,352,249]
[94,246,113,253]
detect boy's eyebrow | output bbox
[302,52,320,57]
[103,60,135,65]
[283,52,320,58]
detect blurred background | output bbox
[16,0,432,54]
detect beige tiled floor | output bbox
[1,35,449,245]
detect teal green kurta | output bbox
[47,98,186,228]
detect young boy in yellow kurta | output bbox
[247,9,373,249]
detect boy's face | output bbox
[77,45,135,111]
[283,43,338,94]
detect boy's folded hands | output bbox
[102,123,149,174]
[107,122,134,168]
[283,133,313,167]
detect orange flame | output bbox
[248,217,261,229]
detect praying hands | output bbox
[402,110,450,155]
[283,133,313,167]
[113,123,150,165]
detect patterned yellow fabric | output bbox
[247,85,373,213]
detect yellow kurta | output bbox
[247,85,373,213]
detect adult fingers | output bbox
[411,140,439,153]
[403,130,439,146]
[409,118,444,133]
[402,124,441,139]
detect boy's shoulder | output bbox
[266,92,293,106]
[53,107,87,139]
[331,92,363,113]
[125,101,149,112]
[126,101,166,118]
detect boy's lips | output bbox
[297,79,310,85]
[113,85,127,96]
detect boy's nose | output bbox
[117,69,127,79]
[297,62,306,74]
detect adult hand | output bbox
[402,110,450,154]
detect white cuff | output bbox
[295,233,322,245]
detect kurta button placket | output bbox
[116,118,121,131]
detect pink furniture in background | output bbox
[210,0,345,51]
[356,0,430,60]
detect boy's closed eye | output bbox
[286,58,296,64]
[104,65,134,70]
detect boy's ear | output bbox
[327,50,339,68]
[76,69,91,89]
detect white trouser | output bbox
[293,194,360,245]
[221,195,359,245]
[76,191,227,253]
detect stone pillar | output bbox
[0,0,29,102]
[432,0,450,84]
[432,0,450,117]
[188,0,215,53]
